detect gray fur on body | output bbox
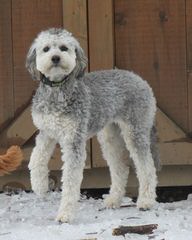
[26,28,160,223]
[33,69,160,168]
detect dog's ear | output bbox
[26,41,40,80]
[74,45,87,78]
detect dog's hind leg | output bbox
[29,131,56,196]
[97,123,129,208]
[118,120,157,210]
[150,125,161,171]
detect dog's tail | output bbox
[150,125,161,171]
[0,146,23,176]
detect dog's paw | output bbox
[32,188,48,197]
[136,197,155,210]
[31,181,48,196]
[104,194,122,209]
[56,211,74,223]
[30,169,49,196]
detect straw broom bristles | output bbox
[0,146,23,176]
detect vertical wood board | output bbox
[186,0,192,132]
[88,0,114,71]
[115,0,188,132]
[187,73,192,132]
[12,0,63,114]
[186,0,192,71]
[0,0,14,130]
[88,0,114,167]
[63,0,88,56]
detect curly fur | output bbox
[0,146,23,176]
[26,28,160,223]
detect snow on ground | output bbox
[0,192,192,240]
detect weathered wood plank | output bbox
[0,0,14,130]
[187,73,192,132]
[0,105,37,148]
[88,0,114,168]
[63,0,88,56]
[12,0,63,114]
[186,0,192,132]
[115,0,188,132]
[88,0,114,71]
[156,109,186,142]
[186,0,192,72]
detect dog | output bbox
[0,146,23,176]
[26,28,160,223]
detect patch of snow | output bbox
[0,192,192,240]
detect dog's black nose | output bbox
[51,55,60,64]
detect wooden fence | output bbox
[0,0,192,190]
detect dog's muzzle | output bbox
[51,55,60,64]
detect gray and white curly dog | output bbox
[26,28,160,223]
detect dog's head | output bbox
[26,28,87,82]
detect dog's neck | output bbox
[40,73,69,87]
[37,72,78,107]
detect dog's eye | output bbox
[43,46,50,52]
[60,45,68,51]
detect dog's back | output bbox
[83,69,156,131]
[83,69,155,114]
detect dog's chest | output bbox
[32,111,76,139]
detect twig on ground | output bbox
[120,204,136,208]
[126,217,140,220]
[80,238,97,240]
[98,204,136,211]
[112,224,158,236]
[86,232,98,235]
[0,232,11,236]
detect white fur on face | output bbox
[35,33,77,81]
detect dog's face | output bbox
[26,28,87,81]
[35,32,77,81]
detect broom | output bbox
[0,146,23,176]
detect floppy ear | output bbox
[74,45,87,78]
[26,41,40,80]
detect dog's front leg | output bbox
[29,131,56,196]
[56,134,86,223]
